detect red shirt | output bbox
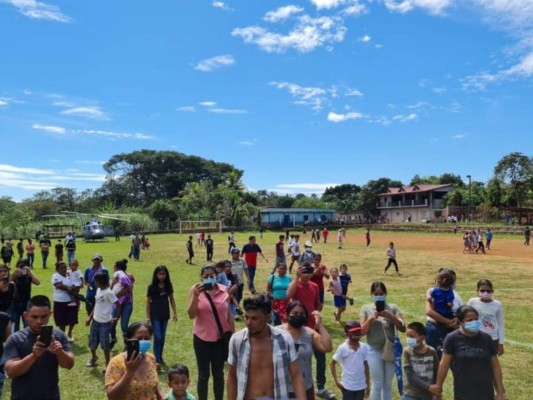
[310,264,327,293]
[289,281,320,329]
[242,243,262,267]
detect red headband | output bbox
[347,327,363,333]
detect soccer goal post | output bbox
[179,221,223,234]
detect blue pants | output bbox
[67,250,76,265]
[151,319,169,364]
[41,251,49,268]
[13,302,29,332]
[314,348,327,390]
[111,302,133,340]
[27,253,34,268]
[248,267,256,291]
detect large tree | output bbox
[494,152,533,208]
[103,150,242,207]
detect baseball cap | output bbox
[92,253,103,261]
[230,248,240,254]
[344,320,363,334]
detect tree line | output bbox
[1,150,532,236]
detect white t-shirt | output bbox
[67,269,83,287]
[290,241,300,256]
[112,270,126,296]
[93,287,118,323]
[332,341,369,391]
[51,273,74,302]
[467,297,505,343]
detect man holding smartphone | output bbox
[2,295,74,399]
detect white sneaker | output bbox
[316,388,336,399]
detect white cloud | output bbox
[504,52,533,77]
[270,81,328,110]
[0,99,8,107]
[311,0,347,10]
[23,89,32,95]
[8,0,71,22]
[176,106,196,112]
[327,111,364,122]
[360,35,371,42]
[342,3,366,16]
[75,160,105,165]
[199,101,217,107]
[208,108,247,114]
[238,139,257,146]
[212,1,232,10]
[52,101,74,107]
[73,129,154,140]
[271,182,341,195]
[0,164,54,175]
[453,133,467,139]
[264,5,303,23]
[383,0,451,15]
[393,113,418,122]
[32,124,66,134]
[60,106,109,120]
[194,55,235,72]
[232,15,346,53]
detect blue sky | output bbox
[1,0,532,201]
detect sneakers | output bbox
[86,357,98,367]
[67,336,74,342]
[348,297,354,306]
[316,388,336,399]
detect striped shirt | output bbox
[228,325,298,400]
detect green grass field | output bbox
[3,229,532,399]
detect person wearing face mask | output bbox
[467,278,505,356]
[281,300,333,399]
[188,264,234,400]
[435,305,506,400]
[105,322,165,400]
[360,281,406,400]
[330,321,370,400]
[402,322,440,400]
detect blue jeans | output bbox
[367,346,395,400]
[425,321,452,359]
[248,267,256,291]
[111,302,133,340]
[151,318,169,364]
[27,253,34,268]
[41,251,49,268]
[67,250,76,265]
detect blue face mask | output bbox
[463,320,482,334]
[202,277,217,286]
[372,294,387,302]
[406,337,419,348]
[139,339,151,354]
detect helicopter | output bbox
[59,211,129,241]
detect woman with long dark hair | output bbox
[111,259,134,342]
[145,265,177,369]
[188,264,234,400]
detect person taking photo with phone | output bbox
[188,264,234,400]
[360,281,405,400]
[2,295,74,400]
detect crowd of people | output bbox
[0,231,509,400]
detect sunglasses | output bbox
[479,289,493,293]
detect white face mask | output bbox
[479,291,492,300]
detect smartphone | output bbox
[39,325,53,347]
[202,283,213,291]
[375,300,385,312]
[126,339,139,361]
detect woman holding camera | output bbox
[51,261,78,334]
[105,321,165,400]
[188,264,234,400]
[360,281,405,400]
[10,259,40,331]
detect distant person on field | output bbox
[25,239,35,268]
[337,229,344,249]
[16,239,24,260]
[288,234,301,274]
[227,231,235,254]
[298,240,315,266]
[205,235,214,262]
[485,229,493,250]
[65,237,76,265]
[39,235,52,269]
[186,236,194,265]
[241,236,268,294]
[322,227,329,243]
[384,242,402,276]
[83,253,109,315]
[366,229,371,247]
[272,234,286,274]
[54,239,64,263]
[524,226,530,245]
[475,230,486,254]
[0,242,14,268]
[229,248,248,314]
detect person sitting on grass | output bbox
[85,273,119,372]
[166,363,196,400]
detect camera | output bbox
[375,300,385,312]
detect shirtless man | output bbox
[227,294,305,400]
